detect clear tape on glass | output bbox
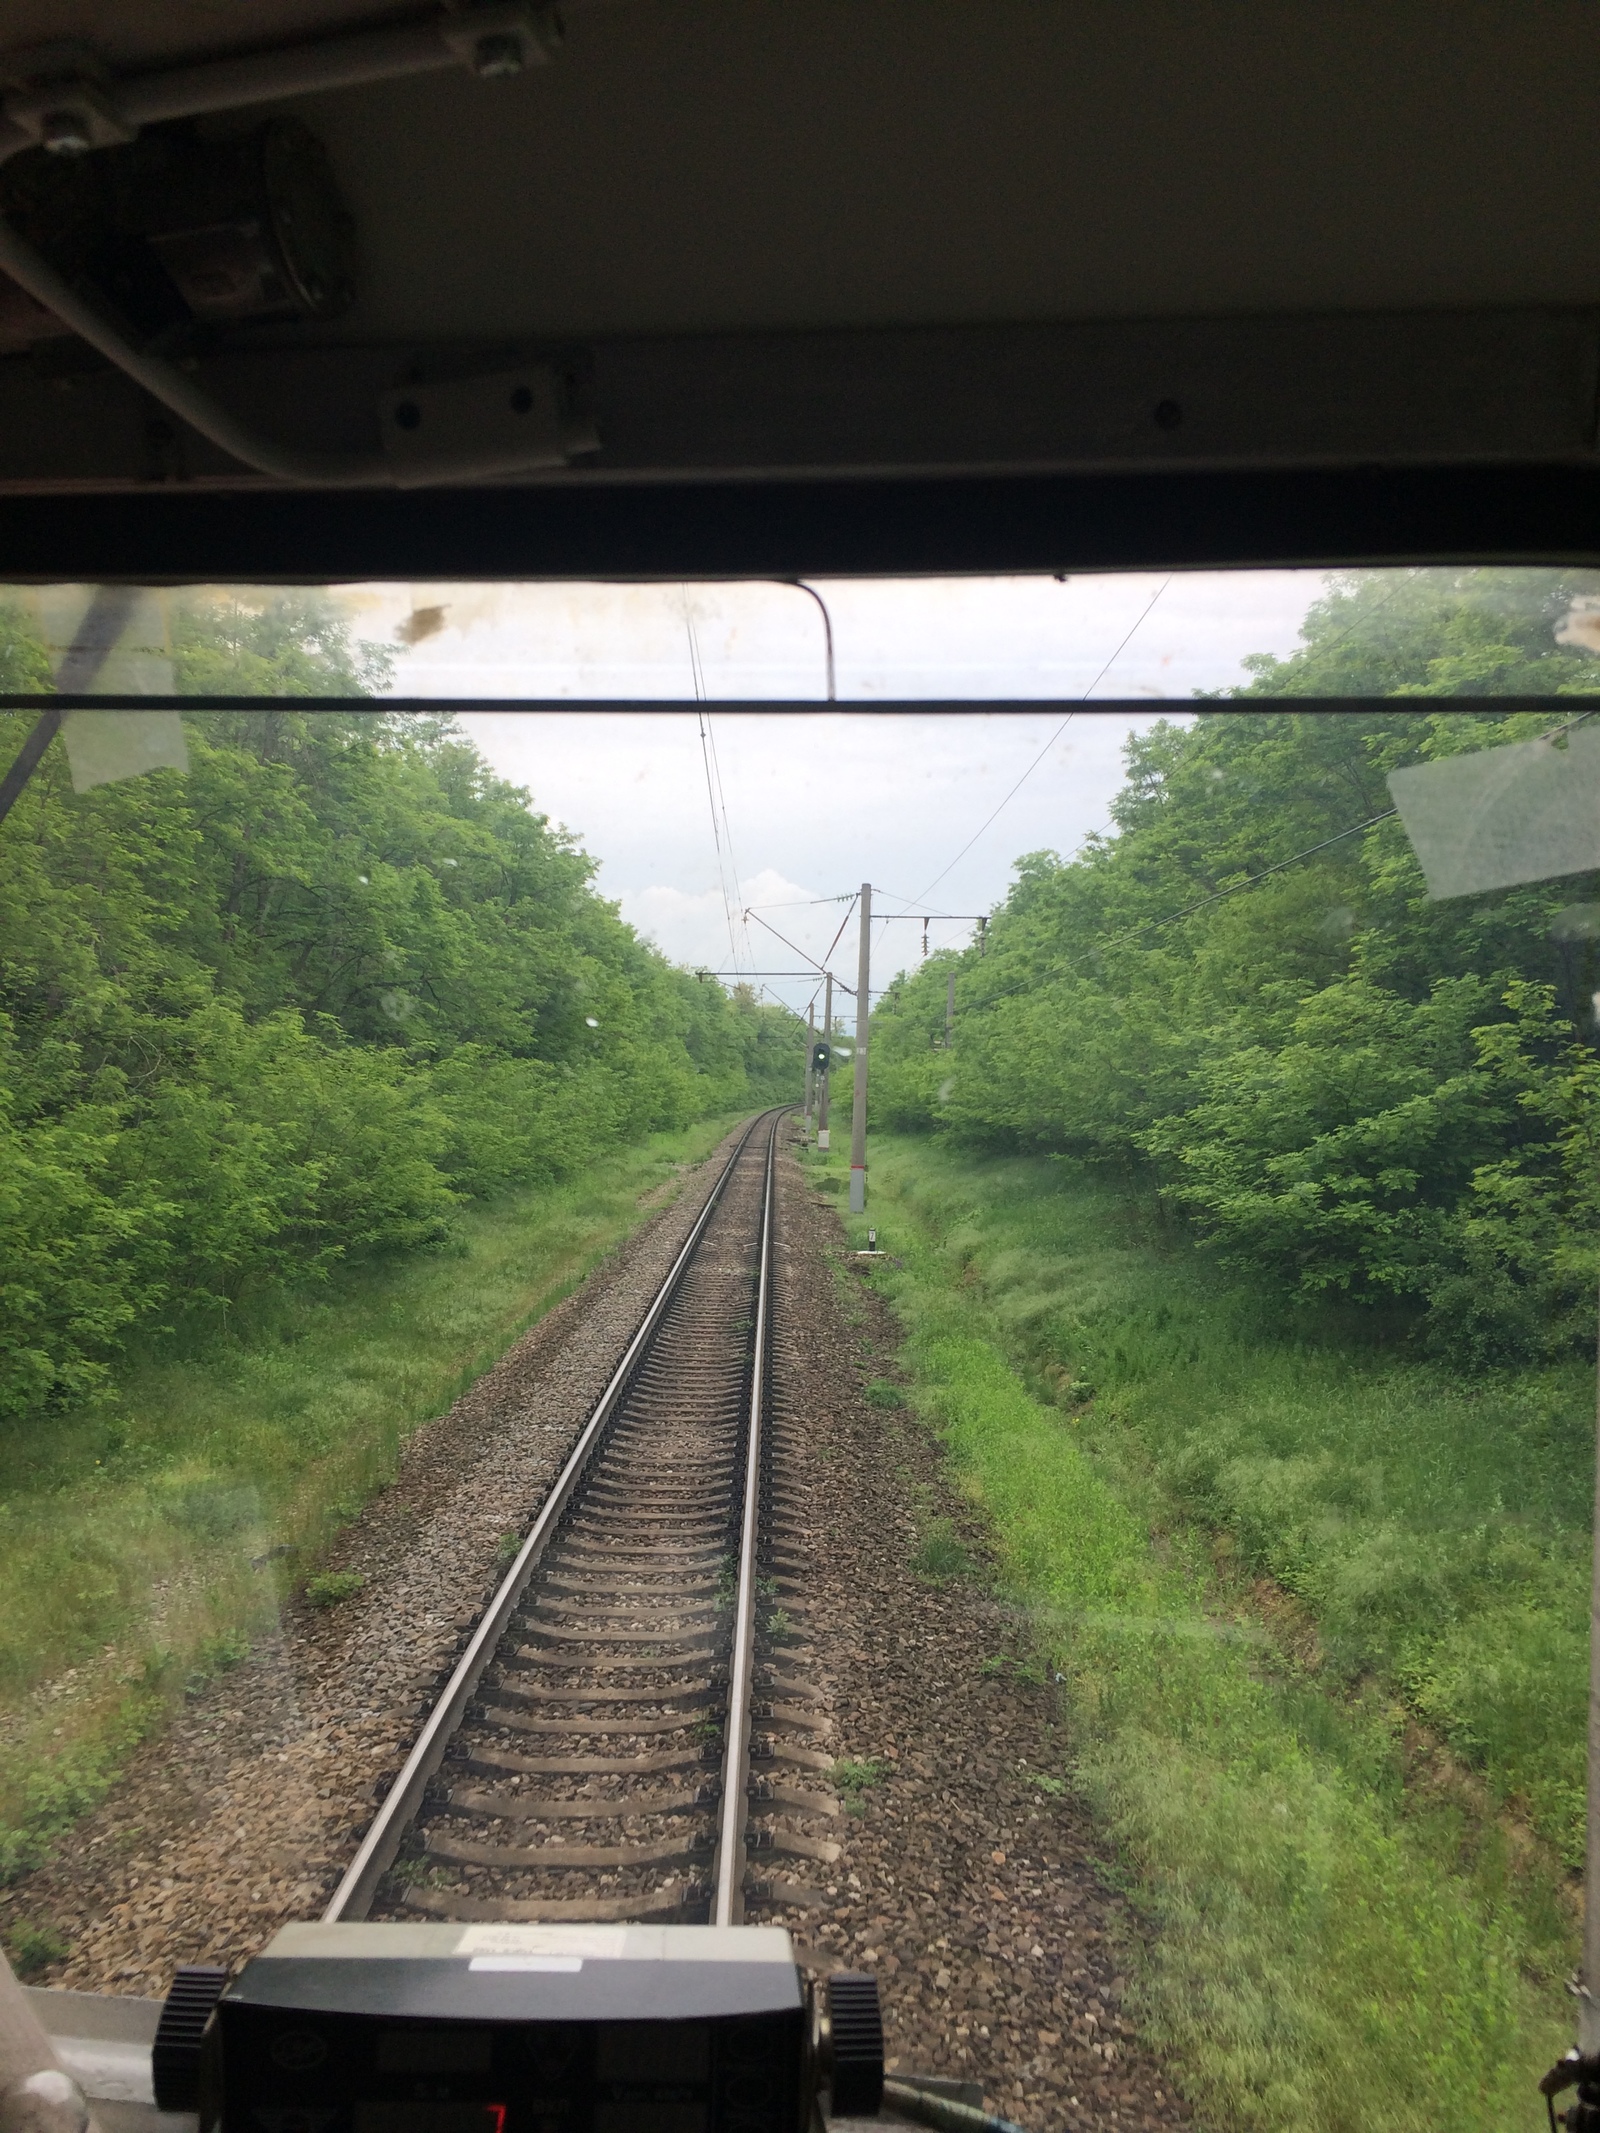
[27,585,188,793]
[36,586,176,693]
[61,711,189,793]
[1386,726,1600,899]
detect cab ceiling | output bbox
[6,0,1594,336]
[0,0,1596,562]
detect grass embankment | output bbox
[818,1130,1582,2132]
[0,1116,737,1887]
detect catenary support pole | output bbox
[803,1002,815,1141]
[850,882,871,1213]
[818,972,833,1150]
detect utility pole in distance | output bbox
[850,882,871,1213]
[803,1000,815,1140]
[817,970,833,1150]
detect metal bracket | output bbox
[436,4,563,77]
[0,9,594,486]
[380,366,597,482]
[0,46,133,155]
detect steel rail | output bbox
[322,1111,773,1923]
[711,1119,777,1926]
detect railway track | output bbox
[322,1109,838,1930]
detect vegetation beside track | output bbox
[873,570,1600,1370]
[843,569,1600,2121]
[0,584,804,1900]
[0,588,800,1426]
[0,1113,737,1893]
[830,1132,1575,2131]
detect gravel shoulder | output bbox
[768,1127,1191,2133]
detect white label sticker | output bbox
[468,1955,583,1974]
[455,1926,628,1959]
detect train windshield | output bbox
[3,563,1599,2133]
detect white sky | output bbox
[337,571,1325,1013]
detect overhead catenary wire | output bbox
[936,700,1600,1015]
[712,793,757,978]
[745,895,857,910]
[914,574,1174,903]
[820,895,860,974]
[922,804,1404,1018]
[744,897,861,1023]
[747,907,857,982]
[1105,700,1600,942]
[1108,808,1397,939]
[683,589,749,976]
[706,712,755,971]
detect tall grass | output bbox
[842,1133,1577,2133]
[0,1117,736,1879]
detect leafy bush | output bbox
[0,589,802,1420]
[832,1756,886,1797]
[304,1571,365,1607]
[4,1921,68,1977]
[872,568,1600,1359]
[911,1517,972,1581]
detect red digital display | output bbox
[354,2102,508,2133]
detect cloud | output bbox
[326,571,1326,1013]
[621,866,825,982]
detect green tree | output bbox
[172,588,396,698]
[0,603,52,694]
[871,567,1600,1354]
[0,591,801,1415]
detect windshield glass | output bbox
[2,564,1598,2133]
[6,565,1600,702]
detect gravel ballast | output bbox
[765,1128,1190,2133]
[0,1128,750,1989]
[3,1115,1191,2129]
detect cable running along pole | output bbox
[850,882,871,1213]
